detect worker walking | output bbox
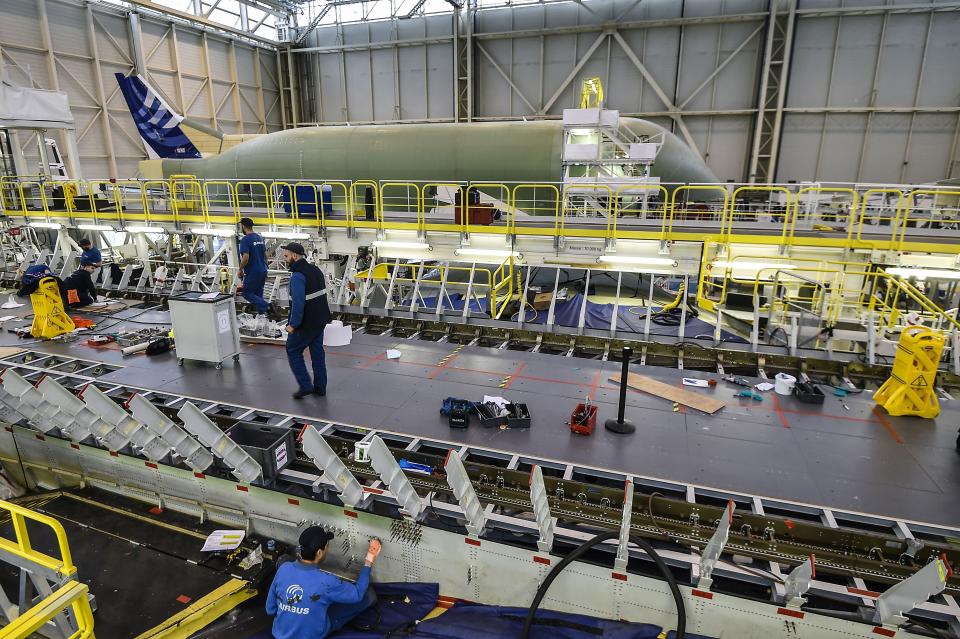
[62,261,99,307]
[238,217,269,315]
[282,243,331,399]
[78,238,102,267]
[267,526,381,639]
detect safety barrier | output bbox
[4,176,960,251]
[0,581,95,639]
[698,252,960,354]
[0,498,95,638]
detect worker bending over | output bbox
[267,526,382,639]
[78,238,102,267]
[62,261,99,307]
[282,242,331,399]
[238,217,270,315]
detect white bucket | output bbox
[774,373,796,396]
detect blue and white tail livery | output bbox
[115,73,201,160]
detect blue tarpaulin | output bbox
[250,581,716,639]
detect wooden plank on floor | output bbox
[0,346,25,359]
[610,373,725,414]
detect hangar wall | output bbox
[0,0,284,179]
[291,0,960,185]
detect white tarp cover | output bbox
[0,79,74,129]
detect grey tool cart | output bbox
[168,291,241,369]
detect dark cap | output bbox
[80,260,97,268]
[79,238,91,246]
[298,525,335,559]
[281,242,306,256]
[239,217,254,228]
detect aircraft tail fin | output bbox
[115,73,205,159]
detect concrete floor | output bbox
[2,304,959,527]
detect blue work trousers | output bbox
[241,271,269,314]
[286,329,327,393]
[328,587,377,633]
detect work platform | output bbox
[0,488,258,638]
[0,305,955,528]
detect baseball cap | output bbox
[299,525,335,559]
[281,242,306,256]
[80,260,96,268]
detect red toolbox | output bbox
[455,203,497,226]
[569,402,598,435]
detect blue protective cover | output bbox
[410,603,713,638]
[330,582,439,638]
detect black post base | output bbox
[604,418,635,434]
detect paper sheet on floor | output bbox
[755,382,775,392]
[201,529,246,552]
[681,378,709,388]
[386,349,402,359]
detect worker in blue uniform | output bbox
[282,242,331,399]
[267,526,382,639]
[62,261,99,307]
[78,239,102,267]
[238,217,270,315]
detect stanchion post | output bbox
[605,346,635,434]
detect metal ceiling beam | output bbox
[612,30,703,161]
[117,0,281,46]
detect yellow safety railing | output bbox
[235,181,272,227]
[422,182,464,231]
[723,186,792,245]
[491,256,515,320]
[170,176,207,224]
[671,185,729,239]
[791,186,859,241]
[558,184,613,239]
[464,183,512,235]
[702,256,960,342]
[613,184,669,241]
[271,181,296,226]
[16,181,47,218]
[0,581,95,639]
[855,188,904,244]
[350,180,380,229]
[0,499,76,577]
[5,176,960,253]
[290,181,321,230]
[511,183,559,236]
[319,181,350,230]
[897,189,960,251]
[379,182,422,232]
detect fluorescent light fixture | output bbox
[598,255,677,267]
[712,261,796,271]
[123,225,166,234]
[454,248,518,258]
[886,267,960,280]
[77,224,114,231]
[262,231,310,240]
[28,222,62,230]
[372,240,431,250]
[189,227,235,237]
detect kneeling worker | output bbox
[267,526,382,639]
[63,261,99,307]
[282,243,331,399]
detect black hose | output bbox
[520,530,685,639]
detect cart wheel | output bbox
[233,354,240,363]
[216,363,223,370]
[177,359,184,366]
